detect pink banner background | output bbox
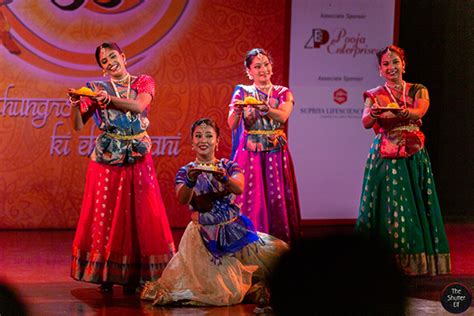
[0,0,290,229]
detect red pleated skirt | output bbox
[71,154,175,285]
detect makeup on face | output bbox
[248,54,273,84]
[99,48,126,77]
[192,125,218,159]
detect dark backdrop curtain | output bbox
[399,0,473,219]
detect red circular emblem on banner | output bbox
[0,0,188,77]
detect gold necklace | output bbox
[254,83,273,104]
[195,158,218,164]
[110,74,131,99]
[110,74,132,120]
[111,73,130,84]
[386,82,403,90]
[384,81,406,108]
[254,83,272,90]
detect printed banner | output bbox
[0,0,289,228]
[289,0,396,219]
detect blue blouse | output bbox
[87,74,155,165]
[175,158,259,259]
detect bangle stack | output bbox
[100,94,112,109]
[260,106,270,116]
[402,109,410,119]
[69,97,80,107]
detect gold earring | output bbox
[246,71,253,80]
[102,69,107,77]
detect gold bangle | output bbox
[403,109,410,119]
[69,97,80,107]
[260,106,269,115]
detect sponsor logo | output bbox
[333,88,347,104]
[304,27,378,58]
[299,107,362,119]
[304,28,329,48]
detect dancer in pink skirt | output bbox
[228,48,301,243]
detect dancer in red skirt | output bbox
[68,42,175,294]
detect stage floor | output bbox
[1,223,473,315]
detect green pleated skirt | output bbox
[355,134,451,275]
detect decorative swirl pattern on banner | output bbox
[52,0,143,13]
[0,0,289,229]
[0,0,187,76]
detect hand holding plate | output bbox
[370,103,382,118]
[213,167,229,184]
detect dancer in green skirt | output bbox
[355,45,451,275]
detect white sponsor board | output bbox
[289,0,396,219]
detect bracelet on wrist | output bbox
[104,95,111,105]
[69,97,80,107]
[260,106,270,116]
[99,95,111,109]
[220,175,230,185]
